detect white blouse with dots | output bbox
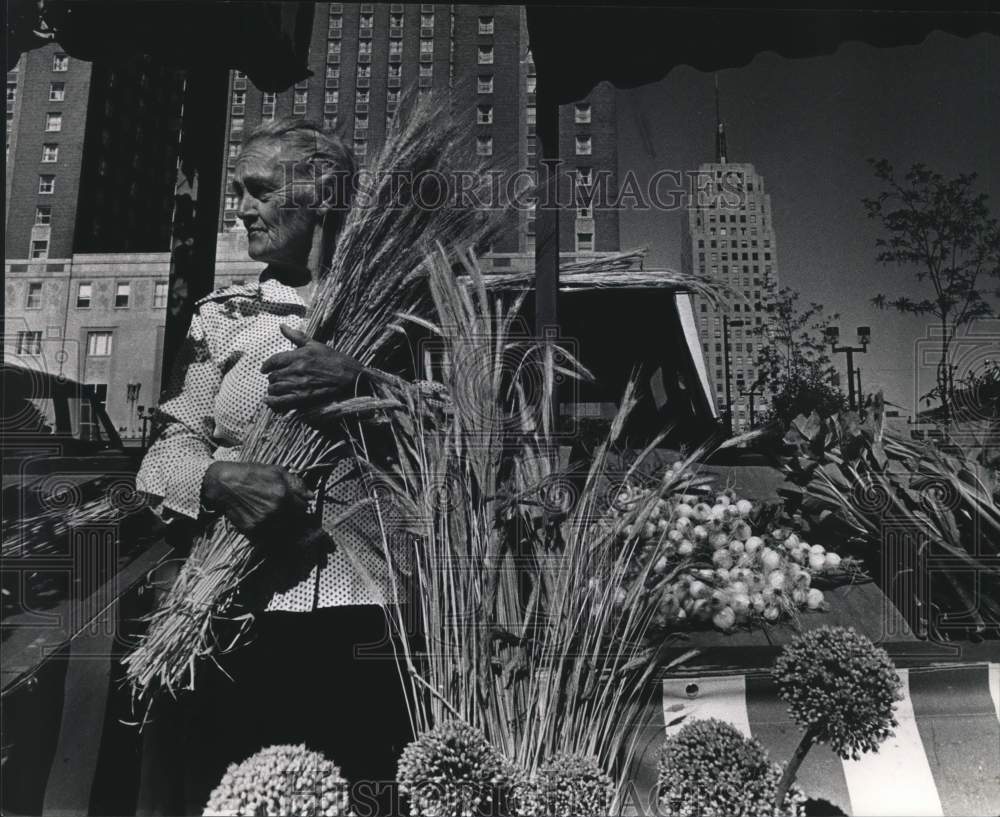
[136,276,396,612]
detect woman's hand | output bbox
[261,324,368,412]
[201,461,314,544]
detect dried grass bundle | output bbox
[124,93,504,698]
[361,247,728,809]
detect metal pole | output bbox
[723,315,733,433]
[855,367,863,411]
[845,347,856,410]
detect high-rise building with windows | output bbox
[681,87,778,431]
[216,3,620,271]
[4,43,184,432]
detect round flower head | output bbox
[657,719,804,817]
[773,626,903,760]
[203,743,349,817]
[396,721,512,817]
[523,753,615,817]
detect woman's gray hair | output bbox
[243,116,355,218]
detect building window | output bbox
[390,12,403,28]
[325,89,339,106]
[578,167,593,186]
[114,282,130,308]
[355,114,369,134]
[25,282,43,308]
[16,331,43,355]
[231,117,244,133]
[575,103,591,124]
[526,106,536,125]
[478,46,494,65]
[231,91,245,113]
[478,74,493,94]
[6,81,15,107]
[357,65,371,80]
[576,231,594,252]
[479,16,495,34]
[527,75,536,94]
[87,331,113,357]
[360,13,373,30]
[30,239,48,259]
[41,143,58,162]
[353,140,367,157]
[228,142,240,161]
[476,104,493,125]
[359,41,372,56]
[76,282,92,308]
[52,53,69,71]
[575,136,592,156]
[224,193,238,211]
[387,89,400,106]
[329,15,343,31]
[38,174,55,194]
[419,64,433,78]
[233,70,247,89]
[476,136,493,156]
[34,205,51,225]
[356,89,369,104]
[293,90,308,114]
[153,280,169,308]
[420,39,434,55]
[421,13,434,28]
[45,112,62,131]
[48,82,65,102]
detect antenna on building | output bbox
[714,73,727,164]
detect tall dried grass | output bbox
[360,247,726,808]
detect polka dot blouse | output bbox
[137,276,401,612]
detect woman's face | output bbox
[233,139,319,270]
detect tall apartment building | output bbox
[215,3,620,272]
[681,104,778,431]
[4,43,184,433]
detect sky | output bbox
[615,30,999,415]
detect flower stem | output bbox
[775,724,819,812]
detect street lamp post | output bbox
[125,381,142,439]
[826,326,870,411]
[739,378,764,428]
[137,405,157,450]
[722,315,745,434]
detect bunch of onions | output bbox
[607,479,855,632]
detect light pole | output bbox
[722,315,745,434]
[739,376,764,429]
[125,381,142,438]
[826,325,870,411]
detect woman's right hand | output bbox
[201,461,315,543]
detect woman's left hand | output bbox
[261,324,368,412]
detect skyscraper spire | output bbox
[714,73,728,164]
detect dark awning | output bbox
[526,4,1000,114]
[6,0,313,89]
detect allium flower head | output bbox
[773,626,903,760]
[396,721,512,817]
[521,753,615,817]
[657,719,804,817]
[202,743,349,817]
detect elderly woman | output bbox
[136,118,411,815]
